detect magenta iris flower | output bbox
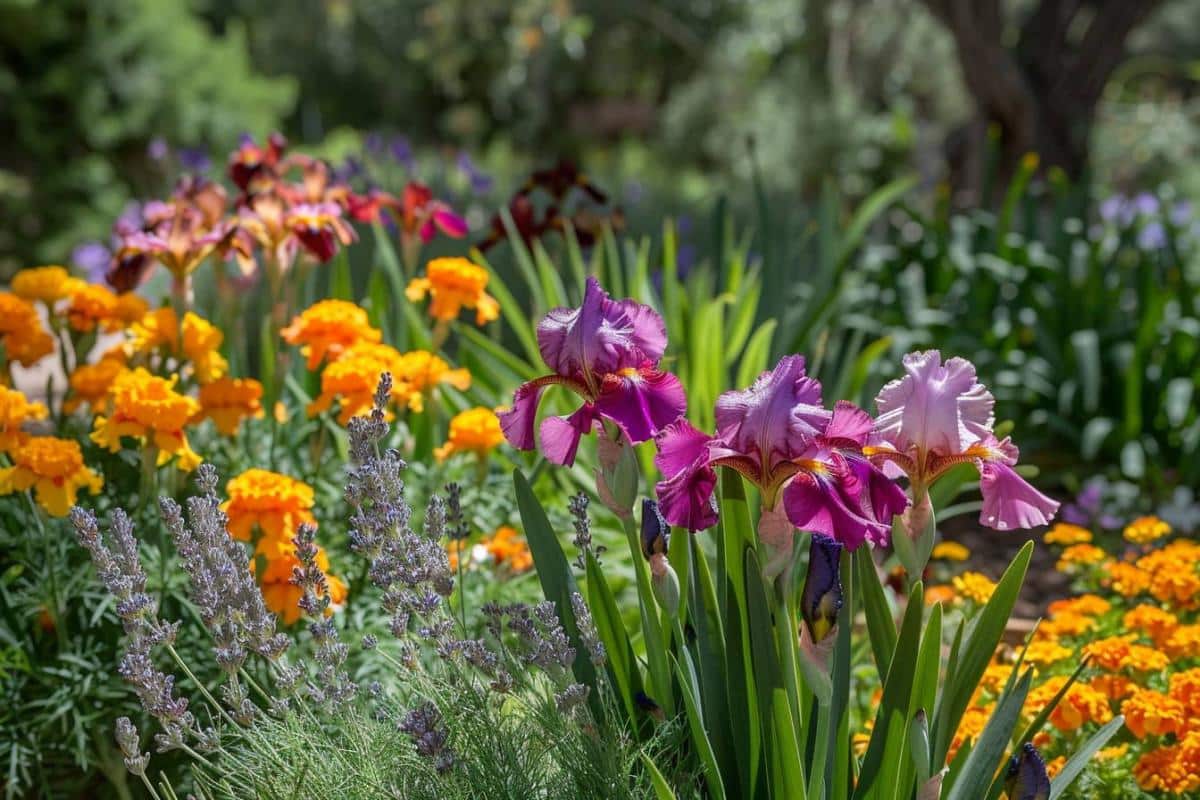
[654,355,905,549]
[867,350,1059,530]
[498,278,686,466]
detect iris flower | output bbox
[654,355,906,550]
[867,350,1058,531]
[499,277,686,466]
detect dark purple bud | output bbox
[1005,742,1051,800]
[640,499,669,561]
[801,534,843,643]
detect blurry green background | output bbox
[3,0,1200,277]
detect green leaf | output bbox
[945,671,1033,800]
[585,552,644,734]
[855,546,897,679]
[735,320,778,390]
[674,653,728,800]
[640,753,677,800]
[328,249,353,300]
[1048,715,1124,799]
[836,175,918,266]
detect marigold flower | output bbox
[1024,640,1073,666]
[129,308,228,384]
[0,293,55,367]
[1134,739,1200,794]
[391,350,471,413]
[0,436,103,516]
[1084,636,1136,671]
[255,539,346,625]
[1043,522,1093,546]
[434,406,504,461]
[1096,744,1129,761]
[1105,561,1150,598]
[195,377,264,434]
[931,541,970,561]
[1027,676,1113,732]
[1055,543,1106,571]
[281,299,382,370]
[1123,689,1187,739]
[1164,624,1200,660]
[64,353,127,413]
[90,367,202,470]
[112,292,150,327]
[406,257,500,325]
[65,283,121,332]
[1124,644,1170,673]
[1038,612,1093,639]
[1090,674,1135,701]
[953,571,996,605]
[1169,668,1200,715]
[1047,593,1111,618]
[221,468,316,544]
[1043,755,1066,779]
[307,342,406,424]
[1125,515,1171,544]
[948,705,991,762]
[1123,604,1179,646]
[11,265,84,306]
[0,385,48,452]
[485,525,533,573]
[925,584,957,605]
[979,662,1016,694]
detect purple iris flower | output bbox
[364,132,386,157]
[391,136,415,172]
[1098,195,1126,225]
[499,278,686,466]
[1132,192,1160,217]
[867,350,1059,531]
[1138,221,1166,251]
[801,533,842,643]
[653,356,905,549]
[1170,200,1193,227]
[72,241,112,284]
[457,152,494,195]
[147,137,169,162]
[178,146,212,174]
[1004,743,1050,800]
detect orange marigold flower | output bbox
[1123,643,1170,673]
[112,292,149,327]
[1164,624,1200,660]
[1090,674,1136,701]
[1045,756,1066,779]
[222,468,316,544]
[0,385,48,452]
[64,353,127,413]
[925,584,957,606]
[90,367,201,471]
[391,350,471,413]
[1038,612,1094,639]
[1048,594,1111,618]
[1134,739,1200,794]
[1097,744,1129,761]
[1123,689,1187,739]
[307,342,406,424]
[1026,675,1113,733]
[952,571,996,605]
[1149,569,1200,609]
[1083,636,1135,672]
[1123,604,1179,646]
[406,257,500,325]
[0,436,103,516]
[256,538,346,625]
[1169,668,1200,715]
[129,308,228,384]
[195,377,263,435]
[948,706,991,763]
[11,265,85,306]
[931,541,970,561]
[978,662,1017,695]
[66,283,122,332]
[1024,640,1074,666]
[1056,543,1106,571]
[434,406,504,461]
[1125,515,1171,544]
[1044,522,1093,546]
[0,292,55,367]
[281,299,382,370]
[1104,562,1150,598]
[485,525,533,573]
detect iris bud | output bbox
[597,434,639,519]
[1004,743,1051,800]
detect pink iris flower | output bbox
[867,350,1059,530]
[498,277,686,466]
[654,356,906,550]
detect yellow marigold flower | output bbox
[434,406,504,461]
[1047,593,1111,618]
[1084,635,1136,671]
[195,377,264,435]
[1044,522,1093,546]
[924,584,957,606]
[1044,756,1066,779]
[129,308,228,384]
[948,706,991,763]
[0,293,55,367]
[485,525,533,573]
[1038,612,1093,639]
[112,292,149,327]
[307,341,406,424]
[1125,515,1171,544]
[1123,643,1170,673]
[931,541,970,561]
[64,353,127,413]
[1027,676,1113,732]
[221,469,316,543]
[1097,744,1129,761]
[952,571,996,605]
[1164,624,1200,660]
[406,257,500,325]
[66,283,122,332]
[1024,640,1073,666]
[1055,543,1106,571]
[255,539,346,625]
[1090,674,1135,701]
[0,436,103,516]
[281,299,382,370]
[1149,569,1200,609]
[0,385,48,452]
[1134,738,1200,794]
[1123,689,1187,739]
[1169,668,1200,715]
[392,350,471,413]
[11,265,84,306]
[1123,605,1179,647]
[1105,561,1150,598]
[90,368,201,471]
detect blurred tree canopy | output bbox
[2,0,1198,276]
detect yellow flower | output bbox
[931,541,970,562]
[1043,522,1093,546]
[406,257,500,325]
[391,350,471,412]
[0,293,55,367]
[0,385,48,452]
[434,407,504,461]
[1027,675,1113,732]
[1105,561,1150,598]
[952,571,996,605]
[1134,736,1200,794]
[1164,624,1200,660]
[1084,636,1136,671]
[307,342,406,424]
[1047,593,1111,618]
[11,265,84,306]
[195,377,264,434]
[1024,640,1073,666]
[1090,674,1135,702]
[90,368,201,471]
[221,469,316,544]
[64,352,127,413]
[0,436,103,516]
[1122,644,1169,673]
[112,292,149,327]
[66,283,120,332]
[1125,515,1171,544]
[1055,543,1106,571]
[1044,756,1066,779]
[1122,689,1186,739]
[1123,604,1178,647]
[1038,612,1093,639]
[129,308,228,384]
[281,299,382,370]
[1096,744,1129,762]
